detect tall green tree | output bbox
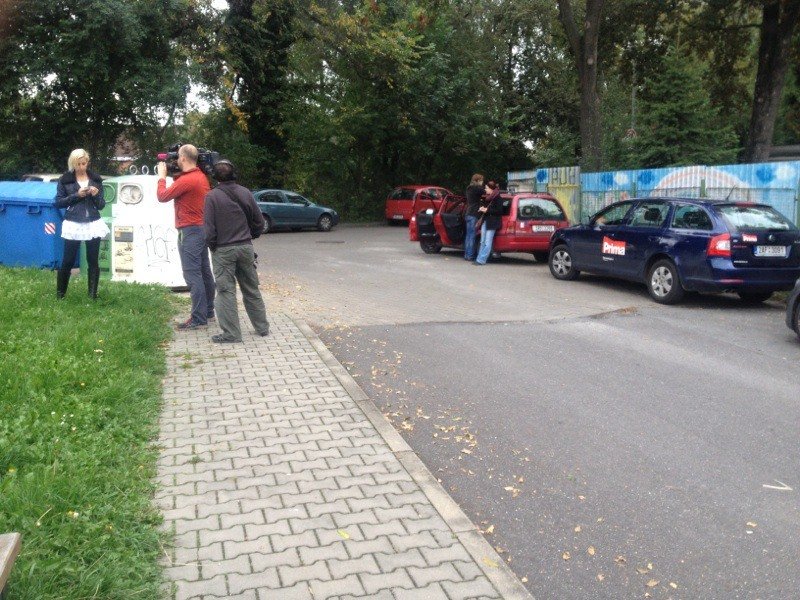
[556,0,605,170]
[743,0,800,161]
[480,0,580,167]
[628,45,738,167]
[221,0,296,187]
[773,50,800,144]
[0,0,214,174]
[281,0,527,220]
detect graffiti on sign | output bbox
[137,224,178,268]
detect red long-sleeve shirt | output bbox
[156,167,210,228]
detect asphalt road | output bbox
[254,225,800,599]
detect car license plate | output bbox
[754,245,787,257]
[532,225,555,232]
[392,214,403,219]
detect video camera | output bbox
[157,143,220,177]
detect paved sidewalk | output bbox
[155,313,533,600]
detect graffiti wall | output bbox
[580,161,800,221]
[510,161,800,223]
[507,166,582,222]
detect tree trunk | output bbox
[557,0,605,171]
[578,43,602,172]
[743,0,800,163]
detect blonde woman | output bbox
[54,149,108,299]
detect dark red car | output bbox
[409,191,570,261]
[385,185,453,224]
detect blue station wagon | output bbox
[253,189,339,234]
[548,197,800,304]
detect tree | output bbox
[773,48,800,144]
[628,45,738,167]
[221,0,297,187]
[556,0,605,170]
[178,108,268,189]
[0,0,215,174]
[743,0,800,161]
[280,0,528,220]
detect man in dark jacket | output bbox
[204,160,270,343]
[464,173,484,261]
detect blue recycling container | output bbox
[0,181,77,269]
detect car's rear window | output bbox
[286,193,308,205]
[518,198,565,220]
[389,188,415,201]
[715,204,796,231]
[671,204,713,230]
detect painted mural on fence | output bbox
[510,161,800,222]
[507,166,582,222]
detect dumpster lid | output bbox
[0,181,58,204]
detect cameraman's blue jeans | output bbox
[475,222,497,265]
[178,225,215,324]
[464,215,478,260]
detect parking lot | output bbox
[254,225,800,599]
[253,225,656,328]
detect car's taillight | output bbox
[506,220,516,234]
[707,233,731,257]
[410,215,416,223]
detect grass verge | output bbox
[0,267,178,600]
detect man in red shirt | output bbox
[157,144,216,328]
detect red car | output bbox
[385,185,453,224]
[410,191,570,262]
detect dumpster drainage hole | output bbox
[315,240,345,244]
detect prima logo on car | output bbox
[602,236,626,256]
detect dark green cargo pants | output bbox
[211,244,269,341]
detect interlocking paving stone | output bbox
[157,314,513,599]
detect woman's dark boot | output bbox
[56,270,70,299]
[88,267,100,300]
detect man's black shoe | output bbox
[177,318,207,330]
[212,334,241,343]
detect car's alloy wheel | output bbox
[317,214,333,232]
[647,259,684,304]
[549,245,579,280]
[262,216,272,234]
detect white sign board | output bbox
[108,175,188,288]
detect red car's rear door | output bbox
[507,196,568,251]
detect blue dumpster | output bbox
[0,181,76,269]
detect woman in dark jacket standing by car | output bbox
[54,149,108,299]
[474,180,503,265]
[464,173,484,261]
